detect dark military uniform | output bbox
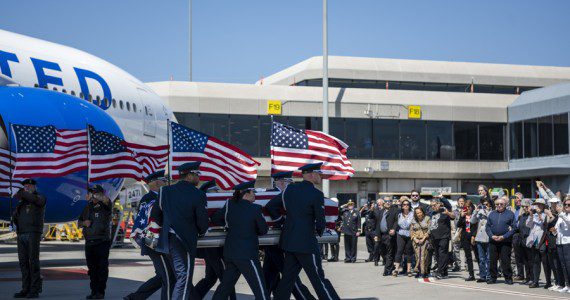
[273,163,340,300]
[79,186,112,298]
[211,181,270,300]
[265,185,316,300]
[362,206,378,261]
[157,170,209,300]
[195,180,236,300]
[341,206,361,262]
[12,185,46,298]
[125,188,174,300]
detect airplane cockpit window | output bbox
[119,100,124,110]
[133,103,137,113]
[112,99,117,108]
[126,102,131,111]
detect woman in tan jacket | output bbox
[411,206,431,279]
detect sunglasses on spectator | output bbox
[565,203,570,207]
[402,204,410,206]
[411,194,419,197]
[495,203,505,206]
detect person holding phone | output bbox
[428,194,454,279]
[78,185,112,299]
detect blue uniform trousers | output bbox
[195,250,236,300]
[212,258,268,300]
[263,246,315,300]
[127,250,174,300]
[274,251,339,300]
[169,233,198,300]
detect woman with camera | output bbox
[457,200,477,281]
[526,198,555,288]
[470,198,493,283]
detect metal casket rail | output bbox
[197,228,339,248]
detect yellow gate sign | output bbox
[267,100,282,115]
[408,105,421,119]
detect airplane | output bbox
[0,29,175,223]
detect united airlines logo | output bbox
[0,49,112,110]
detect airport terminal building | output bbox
[147,56,570,203]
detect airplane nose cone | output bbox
[0,86,124,223]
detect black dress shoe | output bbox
[25,294,39,299]
[382,271,390,276]
[529,283,539,288]
[374,261,379,266]
[465,276,475,282]
[14,291,29,298]
[476,278,486,283]
[505,279,513,285]
[543,283,553,289]
[486,279,496,284]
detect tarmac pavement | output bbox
[0,238,567,299]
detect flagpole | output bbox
[269,115,274,189]
[86,124,91,191]
[166,119,172,186]
[322,0,330,197]
[7,123,14,229]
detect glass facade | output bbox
[509,113,569,159]
[296,78,538,95]
[174,112,506,161]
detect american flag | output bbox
[11,125,88,178]
[88,126,140,181]
[206,191,339,230]
[124,142,169,180]
[88,126,169,181]
[130,199,160,245]
[0,148,21,197]
[169,122,260,190]
[270,122,355,180]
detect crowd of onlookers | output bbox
[327,182,570,294]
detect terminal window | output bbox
[509,112,569,159]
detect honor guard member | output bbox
[340,200,361,263]
[211,180,270,300]
[194,180,236,300]
[12,179,46,299]
[124,171,174,300]
[156,162,209,300]
[361,202,378,262]
[78,185,112,299]
[274,163,340,300]
[264,172,316,300]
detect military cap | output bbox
[21,178,37,185]
[144,170,166,183]
[233,180,256,191]
[199,179,220,192]
[346,200,355,206]
[178,162,201,175]
[298,162,323,174]
[88,184,104,194]
[271,171,294,181]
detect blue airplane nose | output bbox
[0,86,124,223]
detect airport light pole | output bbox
[322,0,330,197]
[189,0,192,81]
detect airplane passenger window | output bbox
[53,87,58,91]
[80,92,84,99]
[34,84,39,88]
[88,94,92,102]
[112,99,117,108]
[133,103,137,113]
[62,89,67,94]
[103,98,109,108]
[119,100,124,110]
[126,102,131,111]
[94,96,100,106]
[71,91,76,96]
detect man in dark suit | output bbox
[265,172,315,300]
[156,162,209,300]
[274,163,340,300]
[374,197,399,276]
[124,171,173,300]
[361,202,378,263]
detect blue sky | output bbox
[1,1,569,83]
